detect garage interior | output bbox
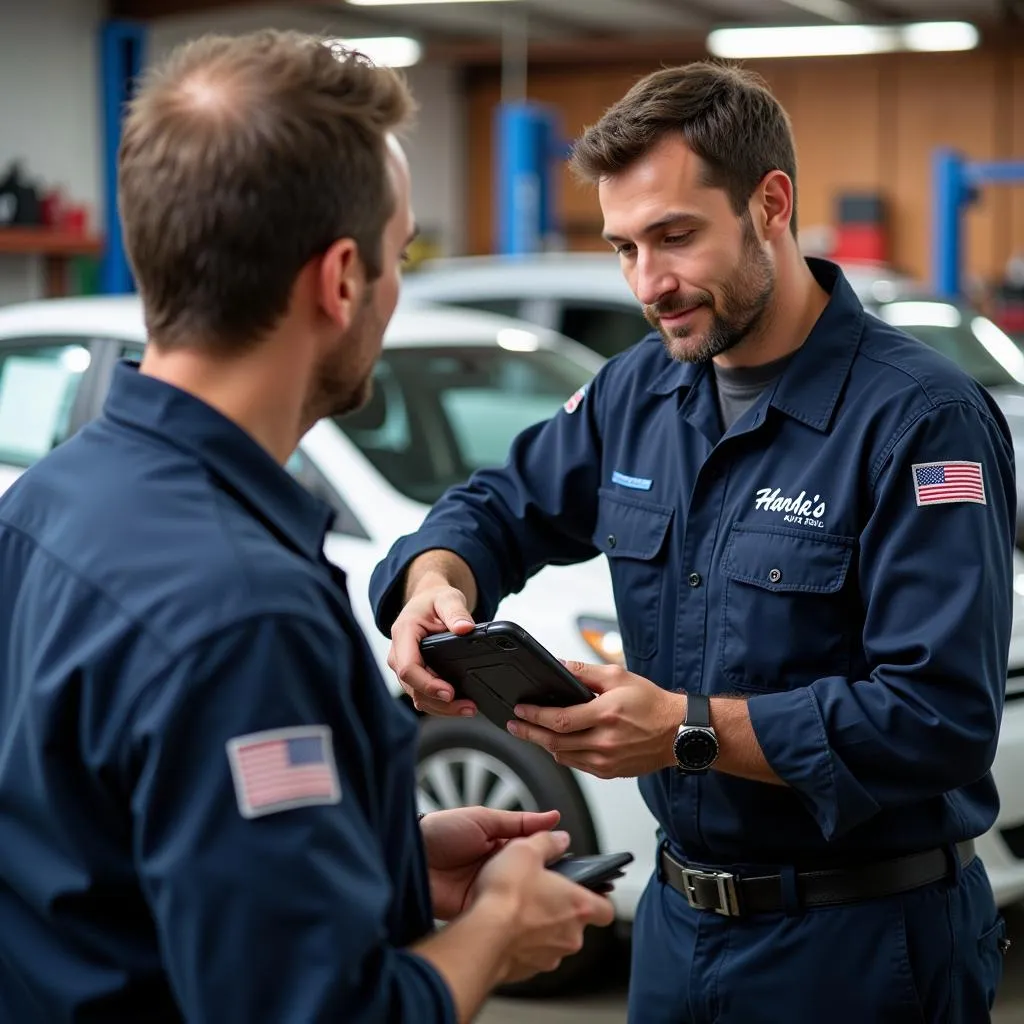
[1,0,1024,1021]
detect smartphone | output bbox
[548,852,635,891]
[419,620,595,729]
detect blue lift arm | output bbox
[933,149,1024,299]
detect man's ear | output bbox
[317,237,364,331]
[752,170,794,242]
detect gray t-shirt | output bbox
[713,352,795,432]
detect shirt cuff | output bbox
[747,682,880,841]
[370,529,506,637]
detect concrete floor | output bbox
[478,904,1024,1024]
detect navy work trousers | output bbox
[628,853,1008,1023]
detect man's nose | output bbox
[633,251,677,307]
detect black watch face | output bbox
[677,730,718,770]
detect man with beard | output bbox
[372,62,1016,1022]
[0,30,615,1024]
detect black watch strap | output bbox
[685,693,711,729]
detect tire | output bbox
[416,715,616,997]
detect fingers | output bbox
[511,701,595,735]
[506,718,595,752]
[523,828,572,864]
[584,891,617,928]
[435,589,475,634]
[560,659,617,694]
[482,808,560,839]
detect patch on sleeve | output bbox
[227,726,341,819]
[912,461,986,507]
[563,383,589,414]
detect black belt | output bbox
[659,840,976,917]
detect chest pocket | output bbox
[719,523,856,692]
[593,488,674,662]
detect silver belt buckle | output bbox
[679,866,741,916]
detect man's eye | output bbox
[665,232,694,245]
[614,243,635,256]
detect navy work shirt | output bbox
[0,363,455,1022]
[371,259,1017,866]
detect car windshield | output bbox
[874,300,1024,389]
[333,344,596,505]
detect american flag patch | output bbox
[227,726,341,819]
[912,461,986,507]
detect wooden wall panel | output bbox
[752,59,884,242]
[891,53,1001,286]
[1011,55,1024,279]
[462,50,1024,288]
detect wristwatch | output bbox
[672,693,719,774]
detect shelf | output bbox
[0,227,103,257]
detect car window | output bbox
[0,341,92,467]
[874,301,1023,389]
[118,344,367,539]
[558,302,650,360]
[334,345,595,505]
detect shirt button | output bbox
[688,572,702,587]
[768,568,782,583]
[607,534,617,549]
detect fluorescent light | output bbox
[324,36,422,67]
[879,301,961,329]
[903,21,979,52]
[348,0,518,5]
[706,21,978,59]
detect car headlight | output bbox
[577,615,625,666]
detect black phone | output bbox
[418,620,595,729]
[548,852,635,891]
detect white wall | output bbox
[0,0,104,304]
[0,0,465,305]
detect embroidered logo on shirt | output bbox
[227,726,341,819]
[754,487,827,530]
[563,383,588,414]
[612,470,653,491]
[912,461,986,506]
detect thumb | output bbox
[436,590,474,633]
[560,659,615,694]
[527,828,572,864]
[486,808,561,840]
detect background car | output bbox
[1,294,1024,990]
[404,253,1024,549]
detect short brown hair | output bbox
[569,62,798,237]
[118,30,416,351]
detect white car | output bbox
[1,294,1023,981]
[0,295,651,995]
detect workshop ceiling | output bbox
[111,0,1024,61]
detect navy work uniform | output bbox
[372,259,1015,1022]
[0,364,455,1022]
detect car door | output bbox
[0,336,103,496]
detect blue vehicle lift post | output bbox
[495,101,564,255]
[99,19,147,294]
[933,149,1024,300]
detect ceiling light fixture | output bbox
[324,36,422,67]
[706,20,979,59]
[347,0,519,6]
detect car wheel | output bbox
[416,715,616,997]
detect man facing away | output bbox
[374,62,1015,1022]
[0,30,613,1023]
